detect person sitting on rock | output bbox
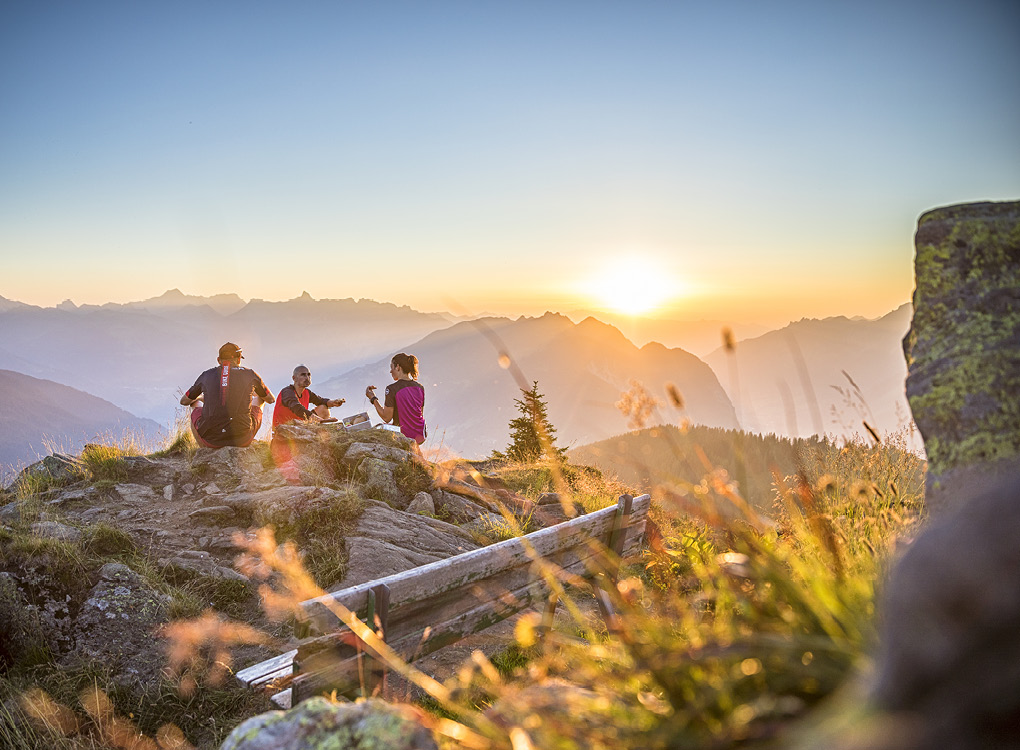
[271,365,345,471]
[272,365,345,429]
[180,342,275,449]
[365,352,426,446]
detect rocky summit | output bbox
[0,424,554,748]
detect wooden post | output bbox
[373,583,390,698]
[607,494,634,559]
[595,494,633,634]
[538,591,559,650]
[360,584,391,698]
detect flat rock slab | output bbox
[30,521,83,543]
[223,485,349,525]
[161,554,249,582]
[430,489,491,524]
[114,483,159,504]
[344,442,412,464]
[338,499,479,589]
[189,505,237,523]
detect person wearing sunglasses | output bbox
[272,365,345,428]
[271,365,346,471]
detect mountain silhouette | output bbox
[702,305,915,444]
[319,312,738,458]
[0,292,453,426]
[0,370,162,474]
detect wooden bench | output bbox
[237,493,651,708]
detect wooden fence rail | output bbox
[237,493,651,707]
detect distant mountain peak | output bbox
[127,289,247,315]
[0,295,30,312]
[56,299,78,310]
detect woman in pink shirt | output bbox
[365,353,426,445]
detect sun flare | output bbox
[585,257,678,316]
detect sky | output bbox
[1,1,1018,327]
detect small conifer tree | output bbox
[503,381,565,462]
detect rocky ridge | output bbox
[0,424,561,747]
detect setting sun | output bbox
[584,257,679,316]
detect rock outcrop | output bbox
[68,562,171,691]
[874,463,1020,750]
[872,199,1020,749]
[340,499,479,587]
[220,697,437,750]
[903,200,1020,508]
[0,423,586,747]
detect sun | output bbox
[584,257,677,316]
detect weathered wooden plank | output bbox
[296,551,599,663]
[298,494,650,635]
[292,570,566,702]
[370,543,605,643]
[251,665,292,690]
[235,649,298,687]
[284,494,652,701]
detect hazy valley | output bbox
[0,290,916,469]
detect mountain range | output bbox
[563,310,768,357]
[0,290,917,462]
[0,370,162,475]
[319,312,739,458]
[0,290,452,425]
[702,304,916,446]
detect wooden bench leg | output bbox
[595,493,633,635]
[362,583,391,698]
[539,591,559,647]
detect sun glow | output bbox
[584,257,679,316]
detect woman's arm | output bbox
[365,385,394,422]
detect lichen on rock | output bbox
[904,199,1020,502]
[219,696,437,750]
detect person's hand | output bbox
[365,386,376,400]
[329,398,345,408]
[306,412,323,423]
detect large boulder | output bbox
[359,458,407,509]
[873,464,1020,750]
[429,489,491,524]
[191,446,284,490]
[220,696,437,750]
[344,442,411,463]
[339,499,479,588]
[903,200,1020,509]
[68,562,171,690]
[220,485,356,528]
[5,453,84,492]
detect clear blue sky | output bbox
[1,1,1017,325]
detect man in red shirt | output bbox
[271,365,345,470]
[180,343,275,448]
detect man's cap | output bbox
[218,342,244,360]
